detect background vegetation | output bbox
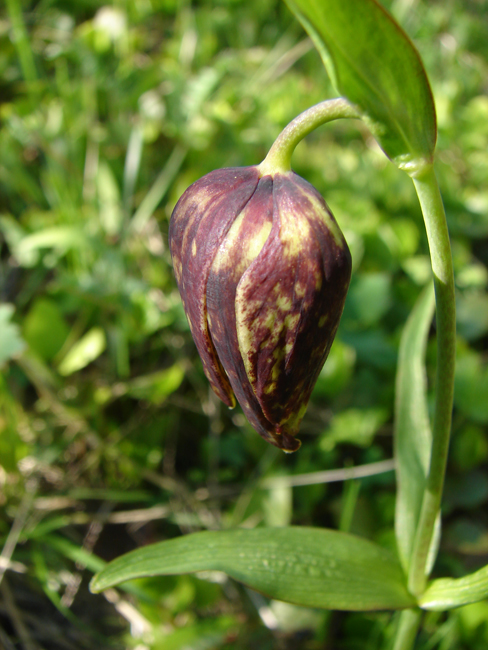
[1,0,488,647]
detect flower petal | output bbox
[236,172,351,434]
[169,167,260,407]
[206,177,299,451]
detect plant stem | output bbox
[407,165,456,596]
[392,609,422,650]
[258,98,359,175]
[260,97,455,604]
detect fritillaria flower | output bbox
[169,165,351,452]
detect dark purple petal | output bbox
[169,167,260,407]
[206,177,301,451]
[170,165,351,453]
[236,172,351,436]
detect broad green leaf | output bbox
[57,327,106,376]
[127,364,185,404]
[16,226,88,262]
[419,562,488,611]
[320,407,388,451]
[23,298,70,361]
[394,284,435,572]
[0,304,25,367]
[90,527,415,611]
[284,0,436,170]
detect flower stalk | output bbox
[259,98,359,175]
[407,165,456,596]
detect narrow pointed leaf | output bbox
[420,563,488,611]
[284,0,436,170]
[90,527,415,611]
[394,284,435,571]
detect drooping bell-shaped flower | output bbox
[169,165,351,452]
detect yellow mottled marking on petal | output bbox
[211,208,272,275]
[174,261,182,283]
[278,397,308,432]
[242,305,281,354]
[179,190,215,254]
[192,240,197,256]
[318,314,328,327]
[264,310,276,330]
[284,313,300,331]
[294,283,306,298]
[271,360,281,381]
[294,184,345,248]
[278,210,312,258]
[276,294,292,311]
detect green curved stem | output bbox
[407,165,456,596]
[258,98,359,175]
[392,609,422,650]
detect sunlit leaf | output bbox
[90,527,415,611]
[16,226,88,264]
[57,327,106,376]
[284,0,436,170]
[320,407,388,451]
[127,364,185,404]
[420,562,488,611]
[394,283,435,572]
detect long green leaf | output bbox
[90,527,415,611]
[419,563,488,611]
[284,0,436,170]
[394,284,435,572]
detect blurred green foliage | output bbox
[0,0,487,648]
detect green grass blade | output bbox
[5,0,38,86]
[394,283,435,572]
[284,0,436,170]
[90,527,416,611]
[130,144,187,234]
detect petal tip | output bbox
[273,429,301,453]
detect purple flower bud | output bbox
[169,166,351,452]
